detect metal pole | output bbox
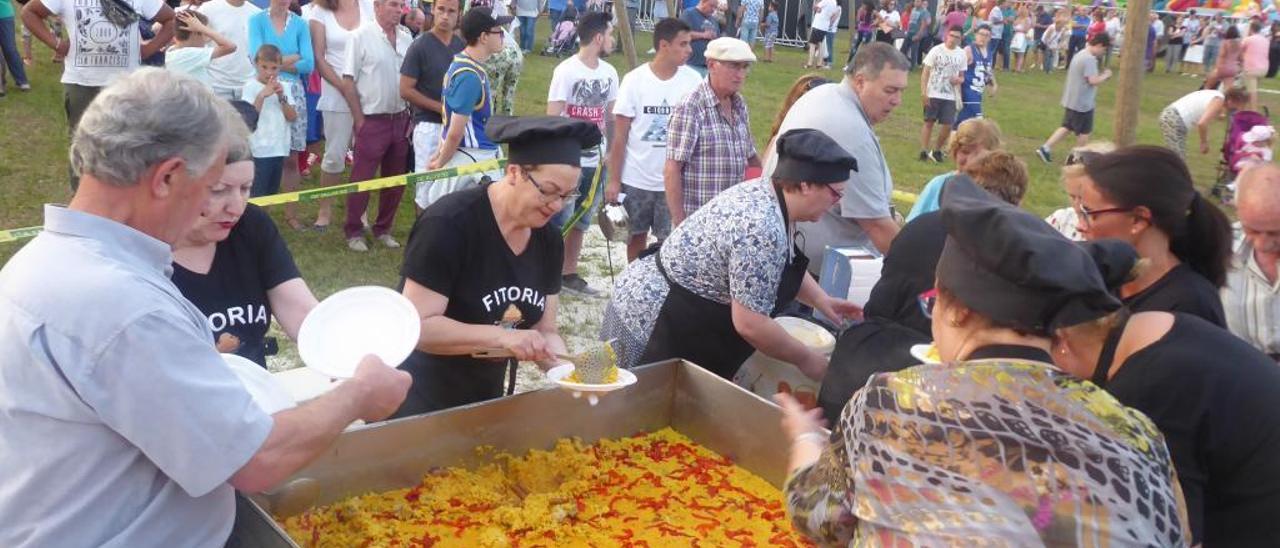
[1114,0,1152,146]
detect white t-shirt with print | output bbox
[923,43,966,101]
[165,46,214,86]
[812,0,837,32]
[242,77,292,159]
[613,63,702,192]
[42,0,166,87]
[199,0,261,96]
[307,0,375,112]
[548,55,620,168]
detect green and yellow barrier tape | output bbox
[0,158,507,244]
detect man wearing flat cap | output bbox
[665,36,760,228]
[395,116,602,416]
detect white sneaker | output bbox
[376,234,400,249]
[347,238,368,252]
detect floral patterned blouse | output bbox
[785,359,1191,546]
[600,178,788,368]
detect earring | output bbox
[948,317,961,327]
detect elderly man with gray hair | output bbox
[1223,163,1280,361]
[0,68,409,547]
[764,42,910,274]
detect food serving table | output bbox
[230,359,802,547]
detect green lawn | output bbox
[2,27,1275,366]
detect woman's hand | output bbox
[499,329,552,362]
[814,296,863,327]
[796,350,830,381]
[774,392,827,443]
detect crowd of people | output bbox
[3,0,1280,546]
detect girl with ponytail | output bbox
[1067,145,1231,326]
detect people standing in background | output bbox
[341,0,412,252]
[484,0,522,116]
[1010,4,1029,72]
[874,0,899,44]
[900,0,929,70]
[1031,4,1052,69]
[607,18,699,262]
[918,26,965,164]
[955,24,995,129]
[1035,32,1111,163]
[1066,5,1087,62]
[763,1,778,62]
[248,0,313,227]
[400,0,463,185]
[20,0,176,189]
[547,0,567,31]
[422,7,508,207]
[1224,164,1280,359]
[1241,19,1268,109]
[547,11,619,296]
[244,45,298,197]
[515,0,538,52]
[1103,7,1120,66]
[201,0,262,101]
[682,0,719,75]
[0,0,30,94]
[848,0,873,64]
[823,0,840,67]
[984,0,1003,69]
[1202,13,1223,77]
[806,0,836,69]
[1166,14,1186,74]
[737,0,762,46]
[165,11,237,86]
[665,37,760,225]
[1268,21,1280,78]
[1205,25,1242,91]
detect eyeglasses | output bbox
[1074,202,1134,227]
[486,28,506,36]
[918,288,938,319]
[825,185,844,201]
[525,171,580,203]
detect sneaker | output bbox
[561,273,600,297]
[376,234,400,249]
[1034,146,1052,164]
[17,83,30,92]
[931,150,947,163]
[346,238,368,252]
[918,150,930,162]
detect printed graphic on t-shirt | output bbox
[639,99,676,144]
[567,78,612,159]
[73,0,135,69]
[206,303,270,333]
[480,285,546,316]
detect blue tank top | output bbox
[443,53,496,150]
[961,44,993,105]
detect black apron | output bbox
[638,185,810,380]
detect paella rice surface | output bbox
[279,428,812,547]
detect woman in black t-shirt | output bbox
[1054,309,1280,546]
[172,138,319,368]
[393,116,601,416]
[1069,145,1232,326]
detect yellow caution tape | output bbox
[0,159,507,245]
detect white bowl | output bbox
[222,353,296,414]
[297,286,420,378]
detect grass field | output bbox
[2,26,1276,371]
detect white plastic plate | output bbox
[297,286,420,378]
[910,343,941,364]
[222,353,296,414]
[546,363,639,406]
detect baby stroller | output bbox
[1212,108,1271,203]
[541,11,578,57]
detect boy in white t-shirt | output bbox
[242,45,298,197]
[547,11,619,296]
[165,11,237,86]
[607,17,702,262]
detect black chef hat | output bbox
[772,128,858,185]
[937,176,1126,336]
[487,116,603,168]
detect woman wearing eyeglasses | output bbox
[391,116,600,416]
[1070,145,1232,326]
[600,129,864,381]
[778,177,1191,545]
